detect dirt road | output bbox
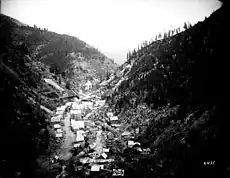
[58,113,75,160]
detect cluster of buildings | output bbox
[50,105,68,140]
[69,99,87,148]
[50,91,149,177]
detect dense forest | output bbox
[106,1,229,177]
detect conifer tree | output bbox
[183,22,188,30]
[168,30,171,37]
[178,27,181,33]
[158,33,162,39]
[187,21,192,29]
[129,50,132,59]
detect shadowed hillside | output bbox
[0,13,117,178]
[106,3,229,177]
[0,31,58,178]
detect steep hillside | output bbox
[1,14,77,178]
[0,13,118,178]
[0,39,54,178]
[107,3,229,177]
[0,14,118,84]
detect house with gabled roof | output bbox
[85,80,92,91]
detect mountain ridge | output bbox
[1,1,229,177]
[0,13,118,84]
[104,3,229,177]
[0,13,118,177]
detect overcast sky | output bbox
[2,0,221,64]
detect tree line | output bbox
[33,24,48,31]
[126,21,192,61]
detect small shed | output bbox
[107,132,114,140]
[91,164,100,172]
[56,128,62,133]
[112,169,124,176]
[51,115,62,122]
[107,112,113,117]
[135,128,140,134]
[82,101,93,110]
[74,143,81,148]
[54,124,61,129]
[128,140,141,147]
[70,113,82,120]
[79,157,91,164]
[111,124,122,128]
[56,110,64,115]
[71,120,85,130]
[110,116,118,121]
[70,107,82,114]
[56,105,66,111]
[71,102,81,110]
[85,80,92,91]
[95,100,105,107]
[65,102,73,107]
[55,133,63,138]
[101,153,107,159]
[121,131,131,137]
[103,148,110,153]
[99,165,104,170]
[76,130,85,142]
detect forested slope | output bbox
[107,3,229,177]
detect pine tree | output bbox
[66,80,72,89]
[168,30,171,37]
[106,70,110,80]
[158,33,162,39]
[133,48,136,56]
[128,50,131,59]
[155,35,158,41]
[100,75,103,82]
[187,21,192,29]
[178,27,181,33]
[183,22,188,30]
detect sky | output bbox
[1,0,222,64]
